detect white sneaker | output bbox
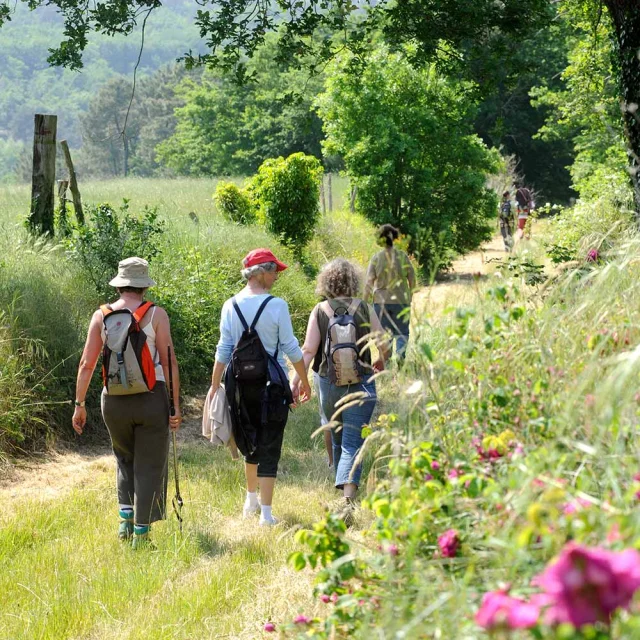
[243,500,260,519]
[259,514,279,526]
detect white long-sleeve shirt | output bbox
[214,290,303,369]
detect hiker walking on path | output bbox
[209,249,312,526]
[499,191,514,252]
[72,257,181,548]
[293,258,390,525]
[515,182,534,240]
[364,224,416,361]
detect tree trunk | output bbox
[28,114,57,236]
[604,1,640,217]
[123,135,129,177]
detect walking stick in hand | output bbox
[168,346,184,533]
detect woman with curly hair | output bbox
[364,224,416,360]
[292,258,389,524]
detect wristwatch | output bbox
[74,400,86,407]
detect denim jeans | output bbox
[374,303,410,359]
[316,374,377,489]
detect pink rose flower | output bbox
[438,529,460,558]
[532,543,640,627]
[475,590,539,630]
[264,622,276,632]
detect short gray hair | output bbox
[241,261,277,281]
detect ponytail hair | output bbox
[378,223,399,247]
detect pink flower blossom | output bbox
[475,590,539,630]
[264,622,276,632]
[448,469,460,479]
[424,473,433,481]
[607,523,622,545]
[438,529,460,558]
[532,543,640,627]
[562,497,591,515]
[586,248,600,263]
[320,594,331,603]
[294,615,311,625]
[431,460,440,471]
[386,543,399,556]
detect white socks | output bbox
[261,505,272,520]
[246,491,259,507]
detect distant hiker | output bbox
[293,258,390,526]
[515,183,534,240]
[72,257,181,548]
[209,249,312,526]
[499,191,514,252]
[364,224,416,361]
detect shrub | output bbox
[66,200,165,299]
[317,47,500,275]
[213,182,256,225]
[249,153,323,257]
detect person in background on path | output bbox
[72,257,181,549]
[499,191,514,252]
[515,182,534,240]
[209,249,312,526]
[364,224,416,361]
[293,258,390,526]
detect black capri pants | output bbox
[242,382,289,478]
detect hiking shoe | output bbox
[334,498,357,528]
[259,514,280,527]
[243,500,261,519]
[132,533,156,550]
[118,520,134,541]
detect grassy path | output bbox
[1,232,521,639]
[1,401,337,640]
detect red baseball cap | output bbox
[242,248,288,272]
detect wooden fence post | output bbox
[321,174,327,214]
[57,179,70,236]
[60,140,85,225]
[328,173,333,212]
[350,184,357,213]
[28,114,57,235]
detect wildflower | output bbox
[448,469,460,479]
[424,473,433,481]
[320,594,331,603]
[387,543,399,556]
[264,622,276,632]
[330,593,339,603]
[475,590,540,631]
[431,460,440,471]
[294,615,311,625]
[562,497,591,515]
[532,543,640,627]
[607,523,622,545]
[586,248,600,263]
[438,529,460,558]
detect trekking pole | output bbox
[168,346,184,533]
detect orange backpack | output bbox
[100,301,157,395]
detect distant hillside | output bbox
[0,0,204,179]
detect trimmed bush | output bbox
[249,153,323,256]
[213,182,256,225]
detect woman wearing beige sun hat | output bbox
[72,257,181,548]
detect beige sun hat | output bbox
[108,257,156,288]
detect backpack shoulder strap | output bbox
[347,298,361,317]
[232,297,249,331]
[250,295,274,331]
[100,304,113,318]
[133,301,154,323]
[321,300,335,320]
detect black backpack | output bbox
[231,296,273,383]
